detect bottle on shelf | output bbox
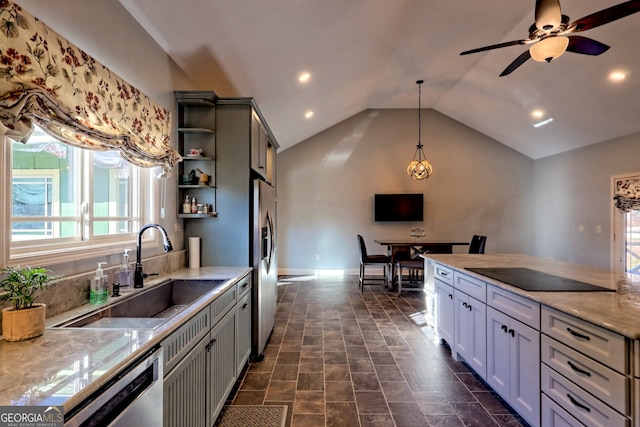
[183,195,191,214]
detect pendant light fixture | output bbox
[406,80,433,181]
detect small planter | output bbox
[0,266,59,342]
[2,303,47,341]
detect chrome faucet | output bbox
[134,224,173,288]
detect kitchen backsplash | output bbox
[0,250,186,324]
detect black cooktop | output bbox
[464,267,613,292]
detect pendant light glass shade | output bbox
[407,80,433,181]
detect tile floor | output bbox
[228,275,528,427]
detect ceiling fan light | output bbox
[530,36,569,63]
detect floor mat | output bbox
[218,405,287,427]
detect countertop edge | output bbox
[0,266,252,412]
[422,254,640,340]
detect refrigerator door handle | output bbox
[264,209,275,273]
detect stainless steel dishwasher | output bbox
[66,347,163,426]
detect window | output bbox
[8,126,145,261]
[613,173,640,276]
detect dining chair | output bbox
[469,235,487,254]
[357,234,391,291]
[395,258,424,296]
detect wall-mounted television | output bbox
[374,193,423,222]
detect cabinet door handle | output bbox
[467,304,472,311]
[440,271,448,276]
[508,328,515,337]
[567,361,591,377]
[501,325,508,333]
[205,337,218,352]
[462,302,468,308]
[448,294,453,299]
[242,282,249,289]
[242,303,249,310]
[566,327,591,341]
[567,394,591,412]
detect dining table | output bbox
[374,239,470,283]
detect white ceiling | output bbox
[120,0,640,159]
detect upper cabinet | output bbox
[175,91,218,218]
[250,111,276,185]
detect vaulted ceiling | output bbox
[120,0,640,159]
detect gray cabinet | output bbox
[251,111,275,184]
[236,289,252,372]
[163,335,209,427]
[209,308,237,424]
[162,276,251,427]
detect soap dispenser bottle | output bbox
[90,262,109,305]
[117,249,133,293]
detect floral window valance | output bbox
[0,1,180,171]
[614,177,640,213]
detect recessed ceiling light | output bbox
[531,110,544,119]
[609,70,626,82]
[298,72,311,83]
[533,118,554,128]
[305,111,314,119]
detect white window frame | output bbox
[612,172,640,275]
[1,133,158,267]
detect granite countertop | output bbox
[422,253,640,339]
[0,266,251,412]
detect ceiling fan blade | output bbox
[499,50,532,77]
[570,0,640,32]
[460,40,527,55]
[535,0,562,30]
[566,35,610,55]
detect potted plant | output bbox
[0,266,59,342]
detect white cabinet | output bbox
[452,272,487,378]
[434,279,454,345]
[454,289,486,379]
[486,285,541,427]
[541,306,631,426]
[487,306,540,427]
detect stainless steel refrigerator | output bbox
[252,179,277,357]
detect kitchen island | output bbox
[0,266,251,424]
[423,253,640,427]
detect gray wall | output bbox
[277,109,536,274]
[533,132,640,269]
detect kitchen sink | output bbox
[52,279,227,329]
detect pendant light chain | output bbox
[406,79,433,180]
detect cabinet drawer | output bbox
[487,284,540,329]
[434,263,453,286]
[162,306,211,374]
[541,305,628,373]
[542,365,629,427]
[454,272,486,302]
[542,335,629,414]
[542,394,592,427]
[236,274,252,300]
[211,285,237,325]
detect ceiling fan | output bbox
[460,0,640,76]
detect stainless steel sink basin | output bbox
[53,279,227,329]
